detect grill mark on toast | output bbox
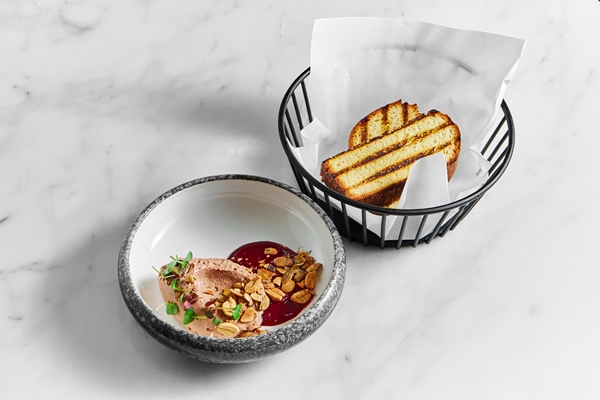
[334,120,452,176]
[357,141,453,187]
[349,100,423,149]
[344,141,456,207]
[322,111,450,176]
[355,114,370,145]
[338,136,455,194]
[381,103,390,140]
[360,123,368,145]
[353,181,407,207]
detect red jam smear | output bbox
[228,241,312,326]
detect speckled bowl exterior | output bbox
[118,174,346,364]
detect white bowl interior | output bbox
[129,179,335,331]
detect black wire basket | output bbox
[278,67,515,249]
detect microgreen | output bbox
[169,252,193,267]
[182,308,227,326]
[156,302,179,315]
[171,278,185,292]
[165,302,179,315]
[153,251,194,278]
[231,304,242,321]
[162,260,177,276]
[183,308,207,325]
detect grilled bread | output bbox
[348,100,422,148]
[321,110,461,208]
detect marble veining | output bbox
[2,0,600,399]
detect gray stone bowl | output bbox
[118,175,346,363]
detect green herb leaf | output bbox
[183,308,197,325]
[155,252,194,277]
[153,264,173,278]
[155,302,179,315]
[166,260,177,271]
[182,308,208,325]
[231,304,242,321]
[165,302,179,315]
[205,309,214,319]
[171,278,184,292]
[212,317,222,326]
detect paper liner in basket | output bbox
[289,17,526,239]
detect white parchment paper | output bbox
[289,17,526,237]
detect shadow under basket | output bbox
[278,68,515,249]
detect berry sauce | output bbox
[228,241,311,326]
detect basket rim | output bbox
[277,67,515,216]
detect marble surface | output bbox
[1,0,599,398]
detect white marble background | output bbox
[1,0,599,398]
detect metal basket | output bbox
[278,68,515,248]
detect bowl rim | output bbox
[117,174,346,363]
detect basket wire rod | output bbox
[323,192,334,218]
[361,209,368,246]
[487,130,509,163]
[449,197,482,231]
[425,210,451,244]
[300,80,313,123]
[488,147,509,179]
[306,181,318,203]
[283,110,295,144]
[291,93,304,131]
[291,167,309,196]
[380,214,387,248]
[284,109,302,147]
[341,203,353,243]
[481,115,506,155]
[437,221,451,238]
[439,206,466,236]
[412,215,428,247]
[395,216,409,249]
[282,122,293,147]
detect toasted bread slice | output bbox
[348,100,422,148]
[321,110,461,208]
